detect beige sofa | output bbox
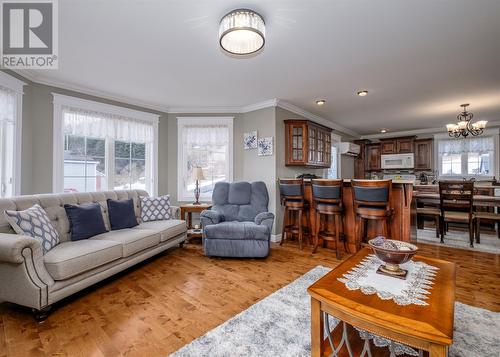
[0,190,186,320]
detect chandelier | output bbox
[446,104,487,138]
[219,9,265,56]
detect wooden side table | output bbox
[180,203,211,242]
[308,248,456,357]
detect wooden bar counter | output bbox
[301,179,416,253]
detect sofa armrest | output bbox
[0,233,41,264]
[200,210,222,227]
[255,212,275,234]
[170,205,180,219]
[0,233,54,308]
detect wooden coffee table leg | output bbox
[429,344,447,357]
[311,297,323,357]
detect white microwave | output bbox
[381,154,414,169]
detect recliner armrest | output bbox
[255,212,275,235]
[254,212,274,225]
[0,233,41,264]
[200,210,222,226]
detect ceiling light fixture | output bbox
[446,104,487,138]
[380,129,387,133]
[357,90,369,97]
[219,9,265,56]
[316,99,326,106]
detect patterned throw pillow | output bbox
[140,195,171,222]
[4,204,60,254]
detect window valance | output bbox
[438,136,494,155]
[63,107,154,143]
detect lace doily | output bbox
[338,254,439,306]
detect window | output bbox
[53,94,159,194]
[437,136,496,178]
[0,72,25,197]
[326,133,341,179]
[177,117,233,202]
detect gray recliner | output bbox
[200,181,274,258]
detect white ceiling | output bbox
[24,0,500,135]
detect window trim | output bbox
[434,130,499,179]
[177,116,234,202]
[0,71,26,196]
[52,93,159,194]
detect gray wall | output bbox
[4,69,355,238]
[1,70,169,195]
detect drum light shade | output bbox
[219,9,265,55]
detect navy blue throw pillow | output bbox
[64,203,108,241]
[107,198,138,230]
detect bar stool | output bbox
[311,179,345,259]
[279,178,311,250]
[352,179,393,250]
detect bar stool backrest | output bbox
[438,180,474,215]
[311,179,343,205]
[351,179,392,209]
[279,178,304,204]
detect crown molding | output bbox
[12,70,170,113]
[10,70,361,137]
[241,98,279,112]
[0,71,27,94]
[276,100,360,137]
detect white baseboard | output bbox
[271,234,282,243]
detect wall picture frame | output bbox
[257,137,273,156]
[243,131,258,149]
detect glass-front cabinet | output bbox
[285,120,333,168]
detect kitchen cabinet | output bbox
[380,136,415,154]
[354,139,369,178]
[285,120,332,168]
[414,139,434,170]
[366,143,381,171]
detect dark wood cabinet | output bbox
[414,139,434,170]
[285,120,332,168]
[397,138,414,153]
[380,141,397,154]
[366,143,381,171]
[354,139,369,178]
[380,136,415,154]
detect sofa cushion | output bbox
[5,204,60,254]
[64,203,108,241]
[90,228,160,257]
[228,182,251,205]
[204,221,269,241]
[107,198,138,230]
[140,195,171,222]
[134,219,186,242]
[44,240,122,280]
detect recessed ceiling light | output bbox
[357,90,369,97]
[316,99,326,106]
[380,129,387,133]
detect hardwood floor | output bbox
[0,241,498,357]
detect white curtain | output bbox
[182,124,229,148]
[63,106,154,143]
[438,137,494,155]
[0,86,16,198]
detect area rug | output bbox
[170,266,500,357]
[417,227,500,254]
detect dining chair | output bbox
[438,180,475,247]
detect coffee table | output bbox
[308,247,456,357]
